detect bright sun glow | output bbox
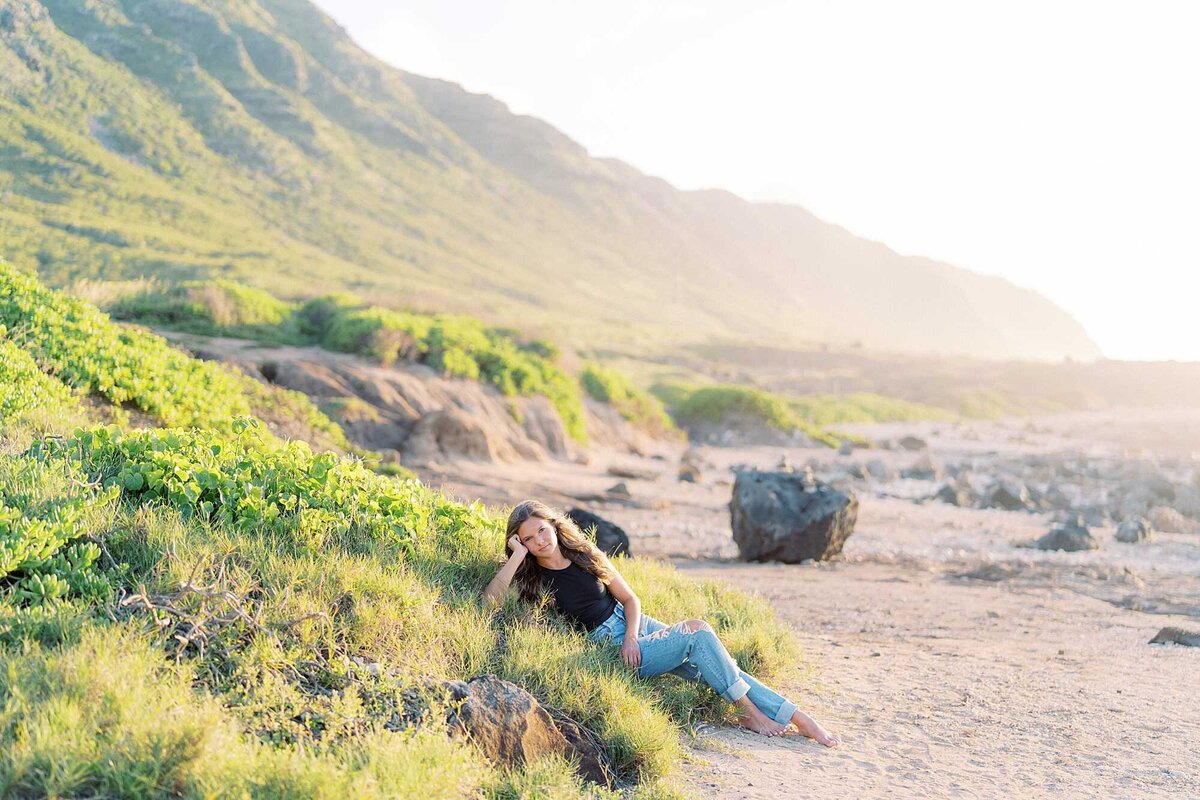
[314,0,1200,362]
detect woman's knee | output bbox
[685,625,724,656]
[682,618,712,633]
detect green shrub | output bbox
[581,363,675,435]
[294,292,367,337]
[648,380,694,411]
[29,421,469,556]
[431,346,481,380]
[662,383,957,447]
[110,280,296,339]
[322,306,429,365]
[673,385,796,432]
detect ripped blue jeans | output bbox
[587,603,798,725]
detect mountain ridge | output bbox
[0,0,1101,361]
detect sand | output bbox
[415,410,1200,799]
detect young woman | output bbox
[483,500,840,745]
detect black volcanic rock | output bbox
[730,470,858,562]
[566,508,630,557]
[1034,517,1098,552]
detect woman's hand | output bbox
[484,536,528,606]
[620,636,641,670]
[507,534,528,559]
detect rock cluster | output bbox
[818,447,1200,538]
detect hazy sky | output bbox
[312,0,1199,362]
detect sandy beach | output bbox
[417,410,1200,799]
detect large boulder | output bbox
[980,480,1035,512]
[1115,518,1152,544]
[1148,506,1200,534]
[900,452,942,481]
[730,470,858,562]
[864,459,898,482]
[397,676,610,786]
[1149,627,1200,647]
[566,508,631,557]
[1034,517,1099,552]
[931,481,973,507]
[402,408,520,464]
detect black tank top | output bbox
[541,561,617,631]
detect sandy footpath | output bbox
[416,410,1200,799]
[672,559,1199,799]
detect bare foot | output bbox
[788,709,841,747]
[736,706,788,737]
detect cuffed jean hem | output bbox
[722,677,751,703]
[772,697,798,724]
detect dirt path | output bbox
[671,559,1200,800]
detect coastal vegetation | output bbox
[105,281,588,442]
[0,263,800,798]
[652,383,957,447]
[581,363,676,437]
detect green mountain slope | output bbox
[0,0,1101,360]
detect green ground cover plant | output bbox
[0,334,76,424]
[0,286,798,797]
[0,263,347,450]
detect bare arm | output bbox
[483,536,528,606]
[603,557,643,668]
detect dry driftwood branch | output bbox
[117,551,330,662]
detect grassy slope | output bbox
[0,268,802,799]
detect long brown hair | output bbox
[505,500,613,603]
